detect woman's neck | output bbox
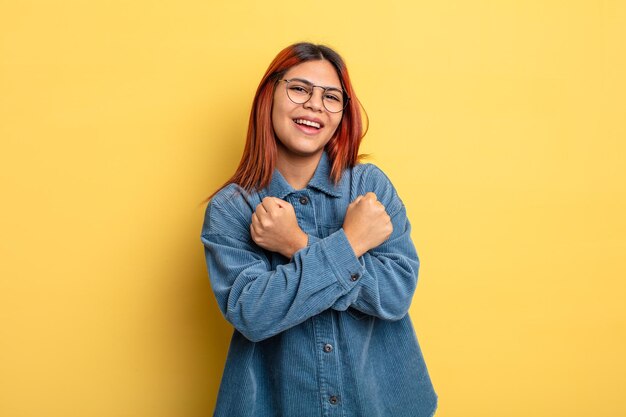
[275,151,323,190]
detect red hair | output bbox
[205,42,367,202]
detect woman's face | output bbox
[271,59,344,163]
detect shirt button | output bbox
[299,196,309,205]
[350,273,359,281]
[323,343,333,353]
[329,395,339,405]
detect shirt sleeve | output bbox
[330,165,420,321]
[201,197,363,342]
[330,203,420,321]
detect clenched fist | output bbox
[342,192,393,257]
[250,197,308,259]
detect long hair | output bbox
[205,42,368,202]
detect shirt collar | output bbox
[265,151,343,199]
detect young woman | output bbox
[201,42,438,417]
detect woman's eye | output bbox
[290,86,309,94]
[325,94,341,102]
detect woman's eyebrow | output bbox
[290,77,343,91]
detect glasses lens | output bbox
[284,80,347,113]
[322,89,345,113]
[285,81,312,104]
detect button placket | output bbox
[312,311,343,416]
[291,192,316,236]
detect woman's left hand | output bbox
[250,197,308,259]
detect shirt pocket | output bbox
[317,223,343,239]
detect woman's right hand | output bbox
[342,192,393,258]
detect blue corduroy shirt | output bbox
[201,151,438,417]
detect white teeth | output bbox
[294,119,321,129]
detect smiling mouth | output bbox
[293,118,322,129]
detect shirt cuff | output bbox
[321,228,365,291]
[306,234,321,246]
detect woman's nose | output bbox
[303,87,324,112]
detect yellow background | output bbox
[1,1,625,416]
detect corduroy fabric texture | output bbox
[201,151,438,417]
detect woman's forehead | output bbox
[284,60,342,90]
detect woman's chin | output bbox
[277,144,325,160]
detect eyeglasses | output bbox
[278,78,349,113]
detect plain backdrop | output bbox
[1,1,625,416]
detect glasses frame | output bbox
[278,78,350,113]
